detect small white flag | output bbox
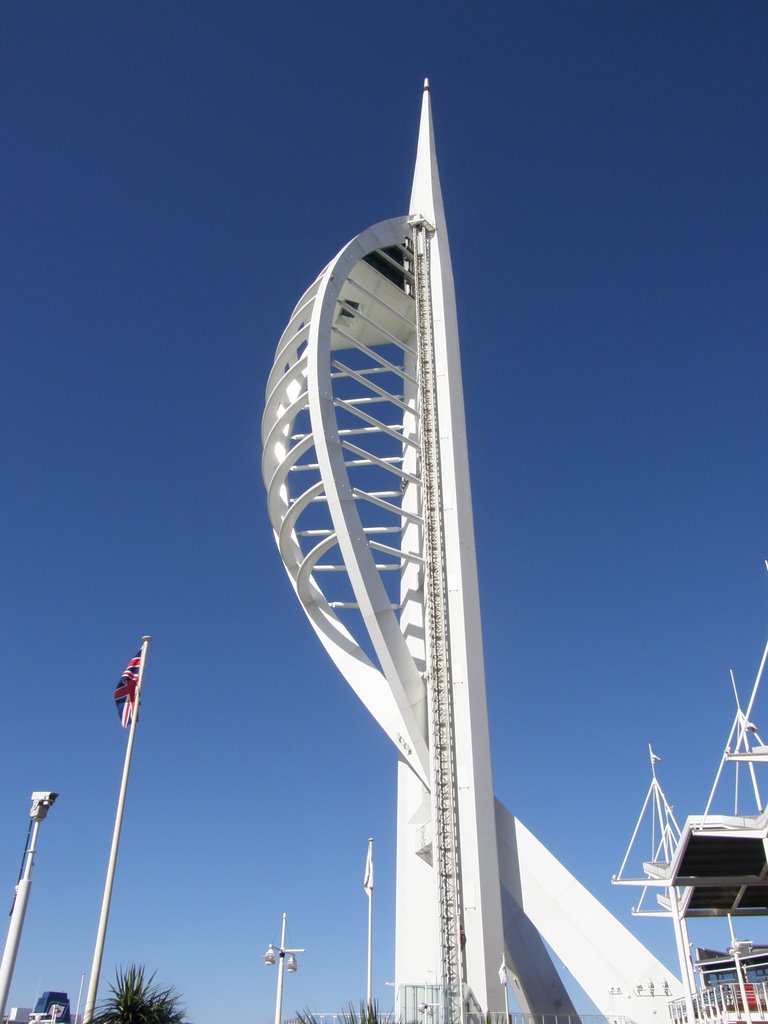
[499,960,507,986]
[650,748,661,764]
[363,838,374,895]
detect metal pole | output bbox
[728,917,754,1024]
[0,820,41,1020]
[734,956,754,1024]
[274,913,288,1024]
[366,888,373,1005]
[679,915,697,998]
[83,637,151,1024]
[74,972,86,1024]
[669,888,697,1024]
[366,838,374,1007]
[501,956,510,1023]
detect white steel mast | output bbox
[412,207,464,1007]
[407,80,503,1015]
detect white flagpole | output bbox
[364,838,374,1006]
[500,955,510,1021]
[83,636,151,1024]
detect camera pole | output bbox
[0,792,59,1021]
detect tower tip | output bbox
[410,75,441,222]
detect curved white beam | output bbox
[262,216,431,784]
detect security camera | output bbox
[29,792,59,820]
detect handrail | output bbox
[668,980,768,1022]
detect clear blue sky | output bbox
[1,3,766,1022]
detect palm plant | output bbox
[297,1001,386,1024]
[92,964,187,1024]
[344,1003,384,1024]
[345,1003,384,1024]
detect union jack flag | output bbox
[114,651,141,728]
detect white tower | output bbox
[262,83,680,1023]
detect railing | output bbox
[285,1014,636,1024]
[284,1017,396,1024]
[669,982,768,1023]
[473,1016,636,1024]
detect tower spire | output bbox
[410,79,446,231]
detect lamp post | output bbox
[0,792,59,1022]
[263,913,305,1024]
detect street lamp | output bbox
[0,792,59,1022]
[263,913,305,1024]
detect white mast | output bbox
[83,637,152,1024]
[408,79,504,1014]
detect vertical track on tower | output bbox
[412,218,465,1023]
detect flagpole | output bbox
[502,955,510,1022]
[364,838,373,1006]
[82,636,151,1024]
